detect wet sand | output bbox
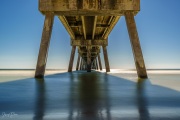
[0,70,180,120]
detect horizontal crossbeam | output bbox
[71,39,108,46]
[69,23,110,28]
[78,49,100,53]
[39,0,140,16]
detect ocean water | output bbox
[0,69,180,120]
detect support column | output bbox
[35,12,54,78]
[79,58,82,70]
[85,61,87,70]
[76,54,80,71]
[93,60,96,69]
[82,59,86,70]
[80,58,83,70]
[96,58,99,70]
[102,46,110,72]
[87,46,91,72]
[82,60,84,70]
[125,11,148,78]
[94,58,97,70]
[98,54,102,71]
[93,60,97,70]
[68,46,76,72]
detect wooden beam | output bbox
[69,22,82,27]
[71,39,108,46]
[102,46,110,72]
[125,11,148,78]
[96,24,110,28]
[79,53,99,56]
[78,49,100,53]
[68,46,76,72]
[58,16,75,39]
[81,16,86,39]
[79,51,98,55]
[81,54,98,57]
[69,23,109,28]
[102,16,120,39]
[39,0,140,16]
[76,54,80,71]
[35,12,54,78]
[54,11,124,16]
[92,16,97,40]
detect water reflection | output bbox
[33,73,150,119]
[68,73,75,120]
[33,78,46,120]
[66,72,112,119]
[104,74,111,120]
[1,71,180,119]
[32,72,170,120]
[77,73,102,119]
[137,78,150,120]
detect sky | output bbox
[0,0,180,69]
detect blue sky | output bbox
[0,0,180,69]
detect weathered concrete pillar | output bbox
[85,62,87,70]
[79,58,82,70]
[98,54,102,71]
[91,60,94,69]
[76,54,80,71]
[80,58,83,70]
[68,46,76,72]
[93,60,97,70]
[35,12,54,78]
[82,60,84,70]
[87,46,91,72]
[82,59,86,70]
[95,58,99,70]
[102,46,110,72]
[125,11,148,78]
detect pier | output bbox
[35,0,147,78]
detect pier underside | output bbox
[35,0,147,78]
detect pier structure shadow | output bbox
[0,71,180,120]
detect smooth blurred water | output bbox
[0,70,180,120]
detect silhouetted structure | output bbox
[35,0,147,78]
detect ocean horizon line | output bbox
[0,68,180,71]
